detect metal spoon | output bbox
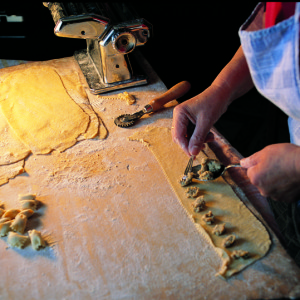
[195,164,243,181]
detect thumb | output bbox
[240,154,258,169]
[188,125,210,156]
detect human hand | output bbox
[240,143,300,202]
[171,85,229,156]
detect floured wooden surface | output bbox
[0,55,300,300]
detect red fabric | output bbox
[265,2,296,28]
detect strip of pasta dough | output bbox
[128,126,271,278]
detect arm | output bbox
[172,45,254,156]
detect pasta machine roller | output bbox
[43,2,152,94]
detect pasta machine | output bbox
[43,2,152,94]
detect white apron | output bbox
[239,3,300,242]
[239,2,300,145]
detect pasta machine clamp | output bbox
[44,2,152,94]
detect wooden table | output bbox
[0,55,299,300]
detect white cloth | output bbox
[239,2,300,145]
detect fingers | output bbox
[241,152,264,194]
[172,98,215,156]
[188,125,209,155]
[171,106,191,156]
[172,118,214,157]
[204,131,215,143]
[243,165,268,198]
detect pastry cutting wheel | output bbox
[114,81,191,127]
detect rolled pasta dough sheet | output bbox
[0,65,90,154]
[0,108,31,165]
[128,126,271,278]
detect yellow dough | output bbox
[0,160,24,186]
[0,108,31,165]
[0,65,90,154]
[128,126,271,279]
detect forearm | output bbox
[210,45,254,105]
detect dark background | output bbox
[0,2,290,157]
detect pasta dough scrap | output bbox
[0,160,25,186]
[7,231,28,248]
[28,229,46,250]
[96,91,136,105]
[0,65,90,154]
[128,126,272,278]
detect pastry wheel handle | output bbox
[149,81,191,112]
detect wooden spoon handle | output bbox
[149,81,191,112]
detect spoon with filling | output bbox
[196,163,243,181]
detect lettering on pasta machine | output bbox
[44,2,152,94]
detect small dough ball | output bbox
[0,220,12,237]
[202,211,214,224]
[191,196,206,213]
[28,229,46,250]
[198,170,214,180]
[186,187,201,198]
[222,234,236,248]
[10,213,27,234]
[200,161,208,173]
[213,223,226,236]
[198,158,223,180]
[180,172,194,187]
[231,250,250,259]
[7,231,28,248]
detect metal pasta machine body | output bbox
[44,2,152,94]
